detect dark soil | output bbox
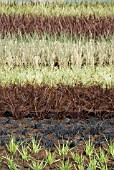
[0,115,114,149]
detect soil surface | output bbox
[0,114,114,149]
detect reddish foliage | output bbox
[0,14,114,38]
[0,84,114,120]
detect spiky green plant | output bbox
[55,140,71,156]
[85,136,94,158]
[28,137,42,154]
[46,149,60,165]
[59,158,72,170]
[28,160,47,170]
[18,144,32,162]
[2,155,20,170]
[6,137,19,155]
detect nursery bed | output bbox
[0,114,114,169]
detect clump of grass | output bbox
[28,137,42,154]
[18,144,32,162]
[59,158,72,170]
[71,151,84,164]
[28,159,47,170]
[85,136,94,158]
[6,137,19,155]
[55,140,72,156]
[46,149,59,165]
[2,155,20,170]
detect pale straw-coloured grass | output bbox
[0,34,114,70]
[0,34,114,87]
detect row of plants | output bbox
[1,34,114,69]
[0,1,114,17]
[0,33,114,88]
[0,14,114,38]
[0,66,113,88]
[0,135,114,170]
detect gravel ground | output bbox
[0,115,114,150]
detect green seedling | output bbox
[6,137,19,155]
[18,144,31,162]
[28,137,42,154]
[85,137,94,158]
[59,158,72,170]
[108,141,114,157]
[71,151,84,164]
[95,147,108,164]
[55,140,71,156]
[105,138,114,157]
[28,159,47,170]
[46,149,60,165]
[2,155,20,170]
[87,157,97,170]
[77,163,85,170]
